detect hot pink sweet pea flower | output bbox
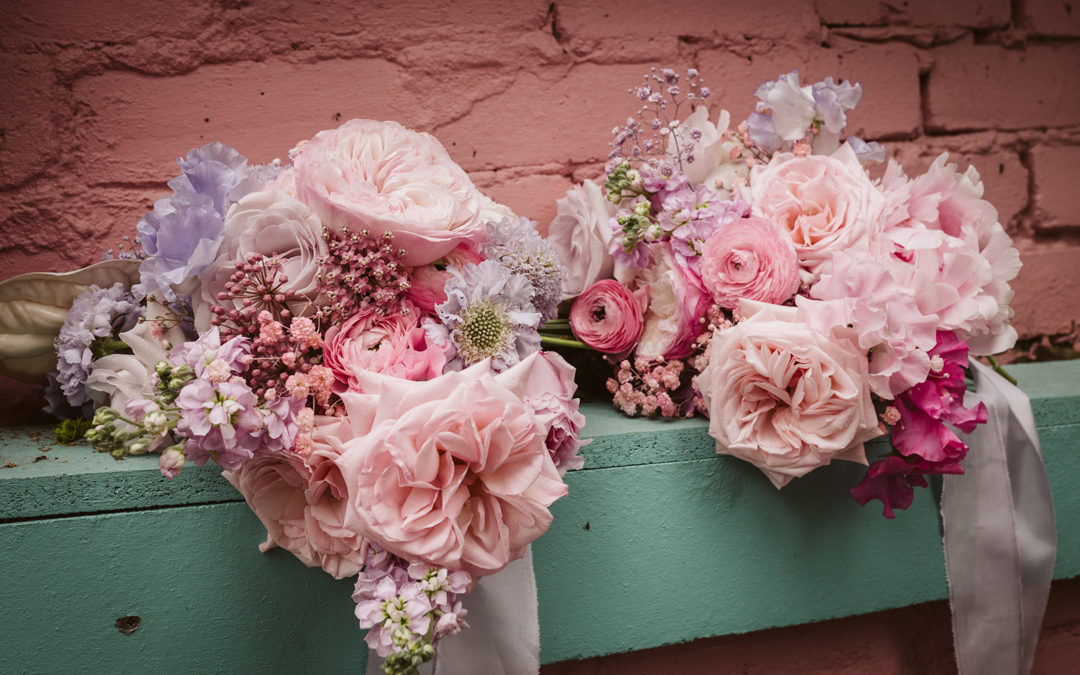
[292,119,488,267]
[569,279,647,354]
[749,143,885,284]
[222,415,367,579]
[335,364,568,577]
[696,300,882,488]
[634,243,710,360]
[699,216,800,309]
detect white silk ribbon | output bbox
[942,360,1057,674]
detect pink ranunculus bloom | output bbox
[334,364,568,577]
[749,143,885,284]
[407,243,483,313]
[569,279,647,354]
[292,119,488,267]
[223,416,368,580]
[634,243,710,360]
[699,215,800,309]
[496,350,589,476]
[697,300,883,488]
[322,303,424,392]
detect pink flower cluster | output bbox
[552,66,1020,516]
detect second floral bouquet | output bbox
[547,68,1021,518]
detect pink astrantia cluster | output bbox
[550,66,1020,517]
[62,119,584,674]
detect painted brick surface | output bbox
[1031,145,1080,228]
[926,43,1080,132]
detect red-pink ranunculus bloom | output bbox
[569,279,647,354]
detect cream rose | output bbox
[749,143,884,283]
[547,179,618,299]
[697,300,882,488]
[192,189,328,332]
[293,118,486,267]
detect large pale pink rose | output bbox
[191,189,328,332]
[292,119,487,267]
[699,216,800,309]
[496,351,588,476]
[548,179,618,299]
[634,243,710,359]
[697,300,882,488]
[569,279,646,354]
[749,143,884,283]
[335,364,568,576]
[323,303,448,392]
[223,416,366,579]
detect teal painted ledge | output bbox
[1,360,1077,671]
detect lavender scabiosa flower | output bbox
[436,260,541,372]
[54,283,144,410]
[483,217,563,322]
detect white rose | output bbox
[669,106,748,198]
[293,118,486,266]
[547,179,617,299]
[191,189,328,333]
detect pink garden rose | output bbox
[749,143,885,283]
[191,189,328,332]
[699,216,800,309]
[292,119,487,267]
[547,179,618,299]
[335,364,568,577]
[697,300,883,488]
[496,351,588,476]
[322,302,448,392]
[223,416,367,579]
[634,243,710,360]
[569,279,647,354]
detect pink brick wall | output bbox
[0,1,1078,668]
[3,0,1078,337]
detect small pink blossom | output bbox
[699,216,800,309]
[570,280,647,354]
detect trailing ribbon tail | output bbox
[942,361,1057,674]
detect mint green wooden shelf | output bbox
[1,360,1077,671]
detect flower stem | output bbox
[540,335,593,350]
[986,355,1018,386]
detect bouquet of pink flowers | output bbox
[1,119,585,673]
[547,68,1020,518]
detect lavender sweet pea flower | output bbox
[846,136,887,164]
[748,71,864,156]
[138,143,258,301]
